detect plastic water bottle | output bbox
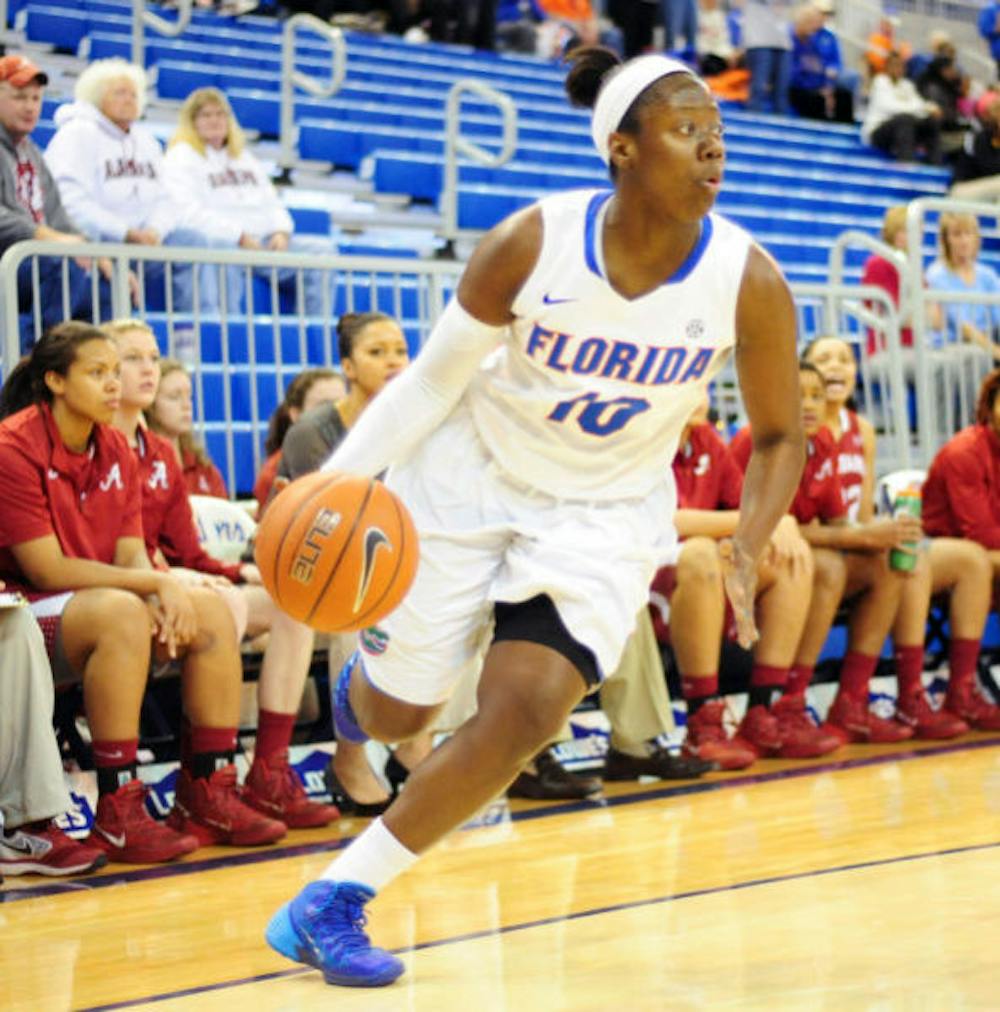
[889,487,921,572]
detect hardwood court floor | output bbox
[4,737,1000,1011]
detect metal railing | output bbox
[0,240,461,493]
[278,14,346,178]
[132,0,192,68]
[441,80,518,242]
[0,241,916,484]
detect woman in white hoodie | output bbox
[163,88,333,317]
[44,58,217,313]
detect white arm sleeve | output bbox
[321,299,506,477]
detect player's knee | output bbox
[811,548,846,595]
[186,586,240,647]
[71,588,152,647]
[361,700,438,743]
[677,537,723,589]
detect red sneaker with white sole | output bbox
[243,753,340,829]
[92,780,200,864]
[0,821,108,877]
[770,693,843,758]
[681,699,757,770]
[896,690,968,740]
[167,766,286,846]
[945,680,1000,731]
[824,692,914,744]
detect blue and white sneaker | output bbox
[266,880,404,987]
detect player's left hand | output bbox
[720,537,759,649]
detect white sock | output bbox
[320,817,419,893]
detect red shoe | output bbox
[243,753,340,829]
[896,690,969,740]
[92,780,200,864]
[681,699,757,770]
[945,679,1000,731]
[824,693,914,744]
[735,704,782,758]
[168,766,287,846]
[770,693,842,758]
[0,820,108,877]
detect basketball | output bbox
[254,471,419,633]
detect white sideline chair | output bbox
[875,468,928,516]
[189,494,258,564]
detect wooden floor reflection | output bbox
[4,737,1000,1011]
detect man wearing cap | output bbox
[0,53,111,351]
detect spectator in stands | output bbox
[653,397,836,769]
[742,0,792,115]
[979,2,1000,81]
[952,93,1000,201]
[788,2,853,123]
[0,322,285,864]
[107,318,340,828]
[255,368,345,513]
[163,88,336,317]
[862,51,943,165]
[865,13,911,80]
[0,594,108,877]
[805,335,994,737]
[925,212,1000,414]
[44,58,216,313]
[662,0,697,56]
[695,0,738,77]
[915,44,970,154]
[733,361,918,743]
[278,311,433,813]
[0,54,112,351]
[147,359,228,497]
[861,204,913,358]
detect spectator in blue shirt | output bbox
[788,2,853,122]
[979,2,1000,79]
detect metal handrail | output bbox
[278,15,346,177]
[441,80,517,242]
[133,0,192,68]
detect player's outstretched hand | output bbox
[720,538,759,649]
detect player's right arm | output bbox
[322,207,543,478]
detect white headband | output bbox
[590,55,694,165]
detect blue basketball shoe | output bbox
[266,880,404,987]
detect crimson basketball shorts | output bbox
[353,402,678,706]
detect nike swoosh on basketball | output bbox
[542,293,575,305]
[94,825,127,849]
[353,527,391,614]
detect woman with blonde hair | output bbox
[926,211,1000,428]
[43,58,216,313]
[162,87,333,316]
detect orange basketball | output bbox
[255,471,419,633]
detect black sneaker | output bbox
[603,745,716,782]
[507,749,602,801]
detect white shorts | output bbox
[357,403,678,705]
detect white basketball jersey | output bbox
[466,189,753,501]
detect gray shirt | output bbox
[0,125,77,252]
[279,402,349,481]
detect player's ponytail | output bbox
[564,46,622,111]
[0,321,107,419]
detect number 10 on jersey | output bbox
[548,391,651,436]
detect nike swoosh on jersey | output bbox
[353,527,391,613]
[542,293,576,305]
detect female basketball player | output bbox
[266,48,806,988]
[804,336,999,737]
